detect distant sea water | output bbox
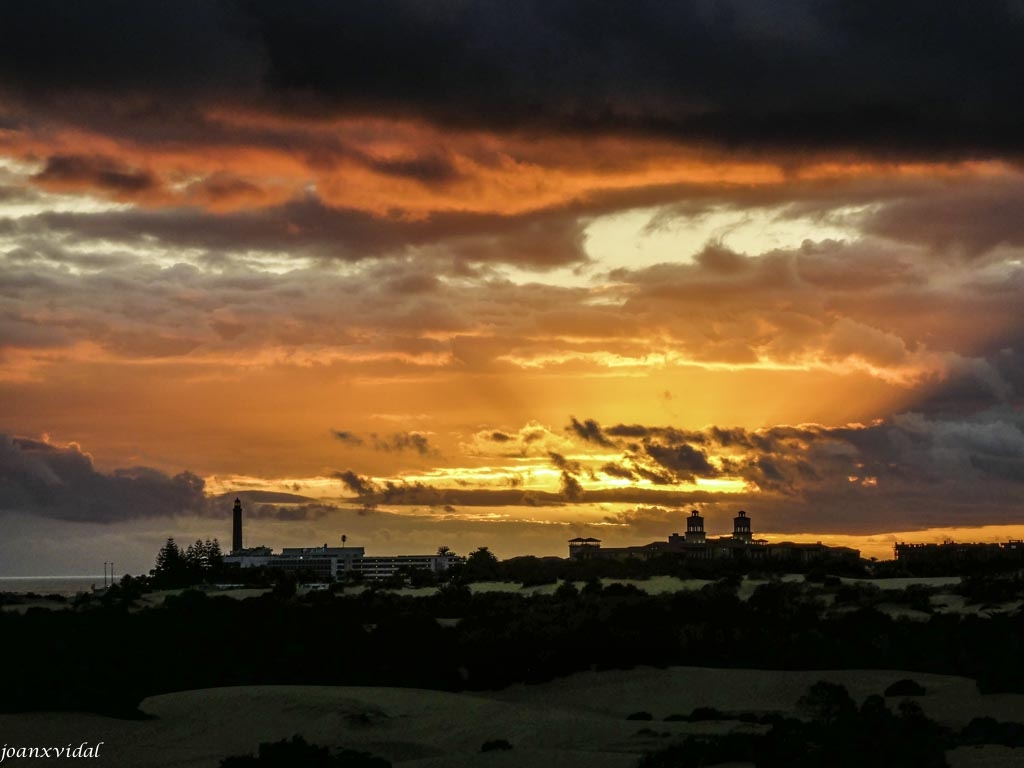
[0,576,121,596]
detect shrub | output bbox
[797,681,857,725]
[627,711,654,721]
[219,735,392,767]
[480,739,513,752]
[961,717,1024,747]
[634,728,665,737]
[689,707,726,721]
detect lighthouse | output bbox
[232,498,243,553]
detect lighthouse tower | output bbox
[732,510,752,543]
[232,498,243,553]
[685,509,706,544]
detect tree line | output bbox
[149,537,226,588]
[3,575,1024,717]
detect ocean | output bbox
[0,576,121,596]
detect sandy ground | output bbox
[134,588,272,607]
[466,574,966,600]
[949,745,1024,768]
[0,574,986,612]
[368,577,721,598]
[841,576,963,590]
[3,667,1024,768]
[0,600,74,614]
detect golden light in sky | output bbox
[3,2,1024,575]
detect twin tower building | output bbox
[568,509,857,564]
[568,509,757,560]
[671,508,752,545]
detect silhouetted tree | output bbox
[463,547,500,581]
[798,681,857,726]
[185,539,206,575]
[206,538,224,571]
[553,580,579,601]
[151,538,188,587]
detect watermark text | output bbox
[0,743,103,761]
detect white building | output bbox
[223,545,463,581]
[222,546,274,568]
[224,545,365,579]
[352,554,463,580]
[222,500,462,581]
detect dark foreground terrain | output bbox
[4,571,1024,766]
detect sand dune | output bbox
[3,666,1024,767]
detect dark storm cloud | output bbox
[320,405,1024,532]
[862,177,1024,256]
[372,432,435,456]
[560,471,584,501]
[249,503,332,521]
[547,451,584,476]
[331,430,364,446]
[208,493,330,521]
[601,462,637,480]
[0,434,207,522]
[605,424,652,439]
[567,417,613,447]
[215,490,317,505]
[634,466,675,486]
[2,196,589,268]
[0,1,260,97]
[912,353,1024,416]
[644,442,719,481]
[333,470,377,496]
[557,408,1024,531]
[605,238,1024,393]
[33,155,158,194]
[602,408,1024,497]
[368,152,461,185]
[2,1,1024,156]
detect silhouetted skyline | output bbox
[3,2,1024,574]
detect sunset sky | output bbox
[4,1,1024,575]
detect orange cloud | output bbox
[10,113,1000,219]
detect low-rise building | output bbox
[569,510,859,564]
[352,554,463,580]
[223,545,464,581]
[270,545,366,579]
[221,499,461,580]
[894,540,1024,565]
[222,546,274,568]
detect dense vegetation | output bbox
[636,680,950,767]
[635,680,1024,767]
[219,736,391,767]
[208,681,1024,768]
[148,537,226,589]
[3,574,1024,717]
